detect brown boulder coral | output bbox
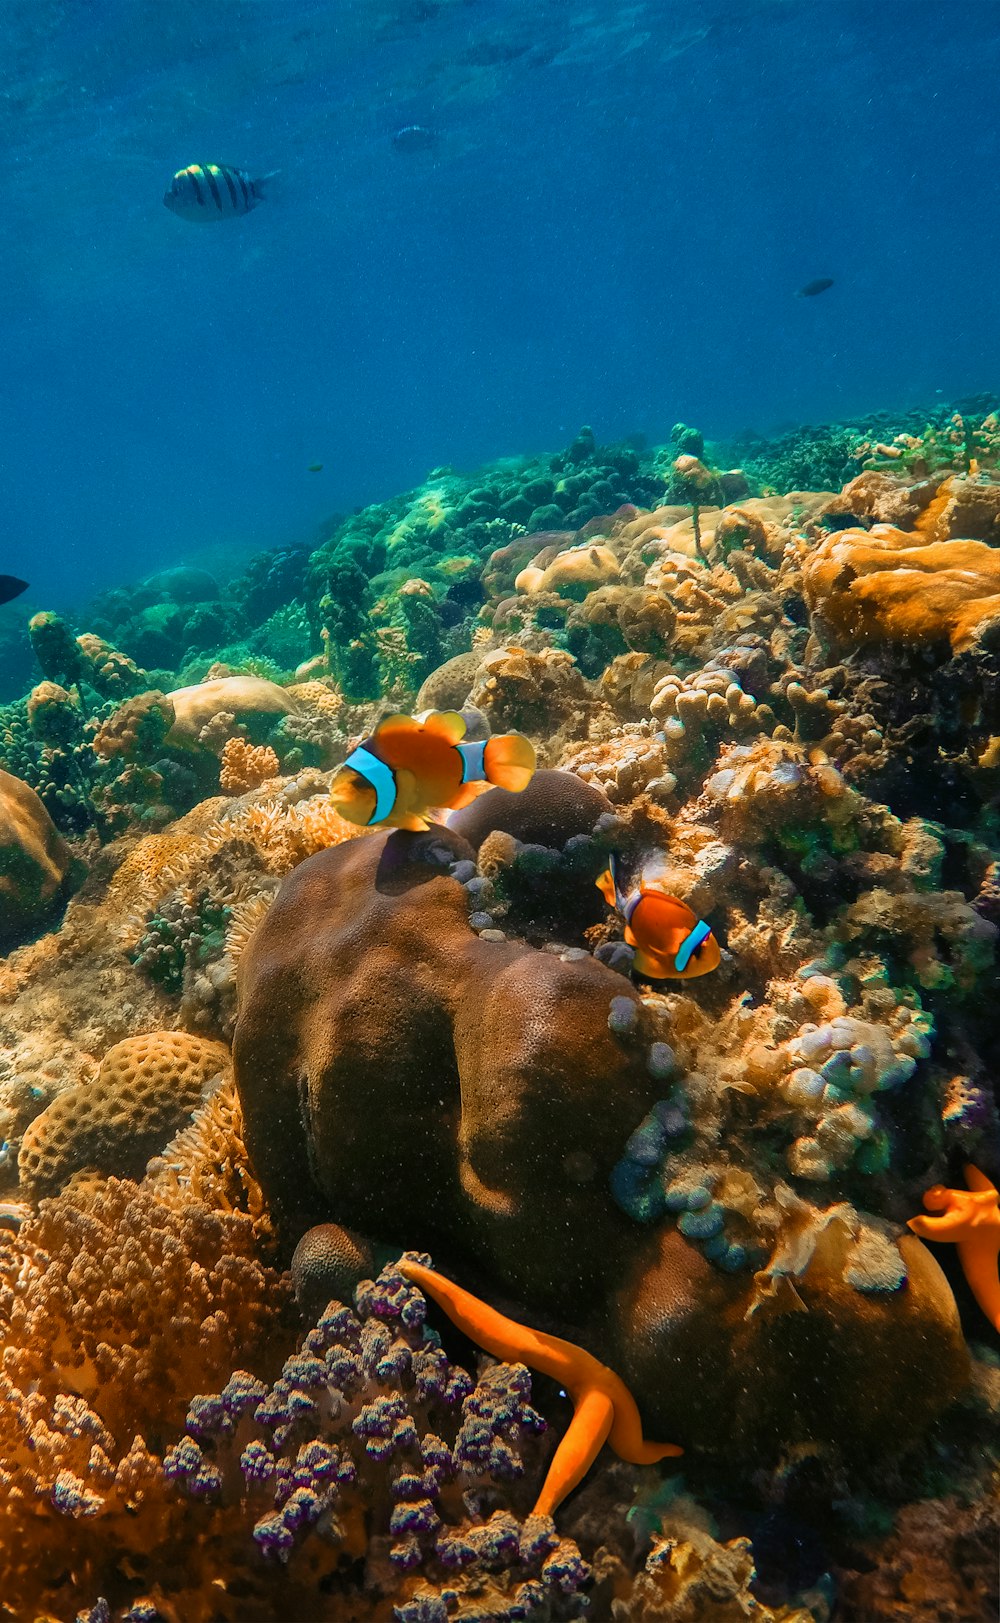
[18,1030,231,1199]
[0,766,77,945]
[233,829,967,1464]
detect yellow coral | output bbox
[225,890,275,964]
[146,1073,269,1225]
[0,1176,286,1616]
[219,736,281,793]
[288,678,344,721]
[515,541,620,597]
[803,523,1000,654]
[166,675,296,746]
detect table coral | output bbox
[803,523,1000,655]
[18,1030,232,1199]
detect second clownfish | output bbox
[330,709,536,831]
[596,855,721,981]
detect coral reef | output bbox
[2,409,1000,1618]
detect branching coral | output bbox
[219,737,280,793]
[0,1176,288,1617]
[148,1256,589,1622]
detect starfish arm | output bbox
[907,1211,969,1239]
[398,1259,591,1387]
[964,1164,999,1195]
[957,1236,1000,1333]
[532,1385,615,1518]
[605,1375,683,1464]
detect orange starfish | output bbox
[907,1163,1000,1332]
[397,1257,681,1517]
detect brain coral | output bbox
[803,523,1000,653]
[233,828,967,1465]
[18,1030,231,1199]
[0,765,75,944]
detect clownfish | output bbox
[596,855,720,981]
[330,709,536,831]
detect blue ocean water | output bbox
[1,0,997,610]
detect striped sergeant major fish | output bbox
[596,853,720,981]
[163,163,276,222]
[330,708,536,832]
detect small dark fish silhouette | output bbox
[796,277,834,298]
[391,124,437,153]
[308,463,324,473]
[0,576,28,606]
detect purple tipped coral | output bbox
[159,1255,590,1619]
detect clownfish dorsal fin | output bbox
[372,712,421,744]
[417,709,467,744]
[596,852,633,914]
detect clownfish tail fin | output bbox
[596,865,618,909]
[483,733,536,792]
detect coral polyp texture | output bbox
[2,411,1000,1618]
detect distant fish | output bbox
[163,163,275,222]
[0,576,28,606]
[330,708,536,831]
[391,124,437,153]
[796,277,834,298]
[597,856,720,980]
[308,463,324,473]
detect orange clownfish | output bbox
[330,709,536,831]
[596,855,721,981]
